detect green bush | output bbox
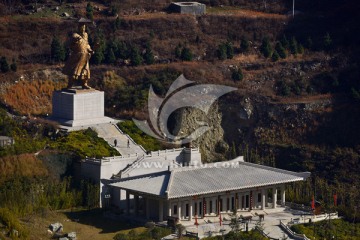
[50,128,119,159]
[118,121,162,151]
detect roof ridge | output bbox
[238,161,310,178]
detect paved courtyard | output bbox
[180,207,337,239]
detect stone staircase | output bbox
[92,123,146,156]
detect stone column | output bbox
[273,187,277,209]
[212,197,217,215]
[126,191,130,215]
[134,195,139,216]
[159,200,164,222]
[145,197,150,219]
[261,189,266,210]
[178,201,182,219]
[189,198,193,221]
[168,201,172,217]
[281,185,286,207]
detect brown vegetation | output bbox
[1,79,66,115]
[0,154,48,184]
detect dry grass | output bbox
[0,154,48,184]
[1,79,66,115]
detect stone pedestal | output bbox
[51,88,114,127]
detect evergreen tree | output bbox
[130,45,142,66]
[226,41,234,59]
[280,34,289,49]
[180,47,193,61]
[116,40,128,59]
[175,44,182,59]
[289,37,298,55]
[305,36,313,50]
[106,47,116,64]
[275,42,287,59]
[298,43,304,54]
[217,43,227,60]
[0,57,9,73]
[144,42,154,65]
[323,32,332,50]
[113,17,122,31]
[240,37,249,53]
[10,59,17,72]
[260,37,272,58]
[51,37,65,62]
[86,2,94,20]
[232,67,243,81]
[271,50,280,62]
[92,50,104,64]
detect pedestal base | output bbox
[51,88,114,127]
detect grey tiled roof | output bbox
[167,162,308,199]
[110,161,309,199]
[110,172,170,197]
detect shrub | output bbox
[180,47,193,61]
[232,67,243,81]
[0,57,9,73]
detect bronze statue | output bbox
[62,24,94,89]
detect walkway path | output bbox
[91,123,146,156]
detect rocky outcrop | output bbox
[171,102,229,162]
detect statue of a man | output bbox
[63,24,94,89]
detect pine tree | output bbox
[144,42,154,65]
[0,57,9,73]
[92,50,104,64]
[323,33,332,51]
[51,37,65,62]
[180,47,193,61]
[260,37,272,58]
[86,2,94,20]
[240,37,249,53]
[175,44,182,59]
[232,67,243,81]
[280,34,289,49]
[226,42,234,59]
[130,45,142,66]
[113,17,122,31]
[106,47,116,64]
[289,37,298,55]
[298,43,304,54]
[305,36,313,50]
[10,59,17,72]
[116,41,128,59]
[275,42,287,59]
[217,43,227,60]
[272,50,280,62]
